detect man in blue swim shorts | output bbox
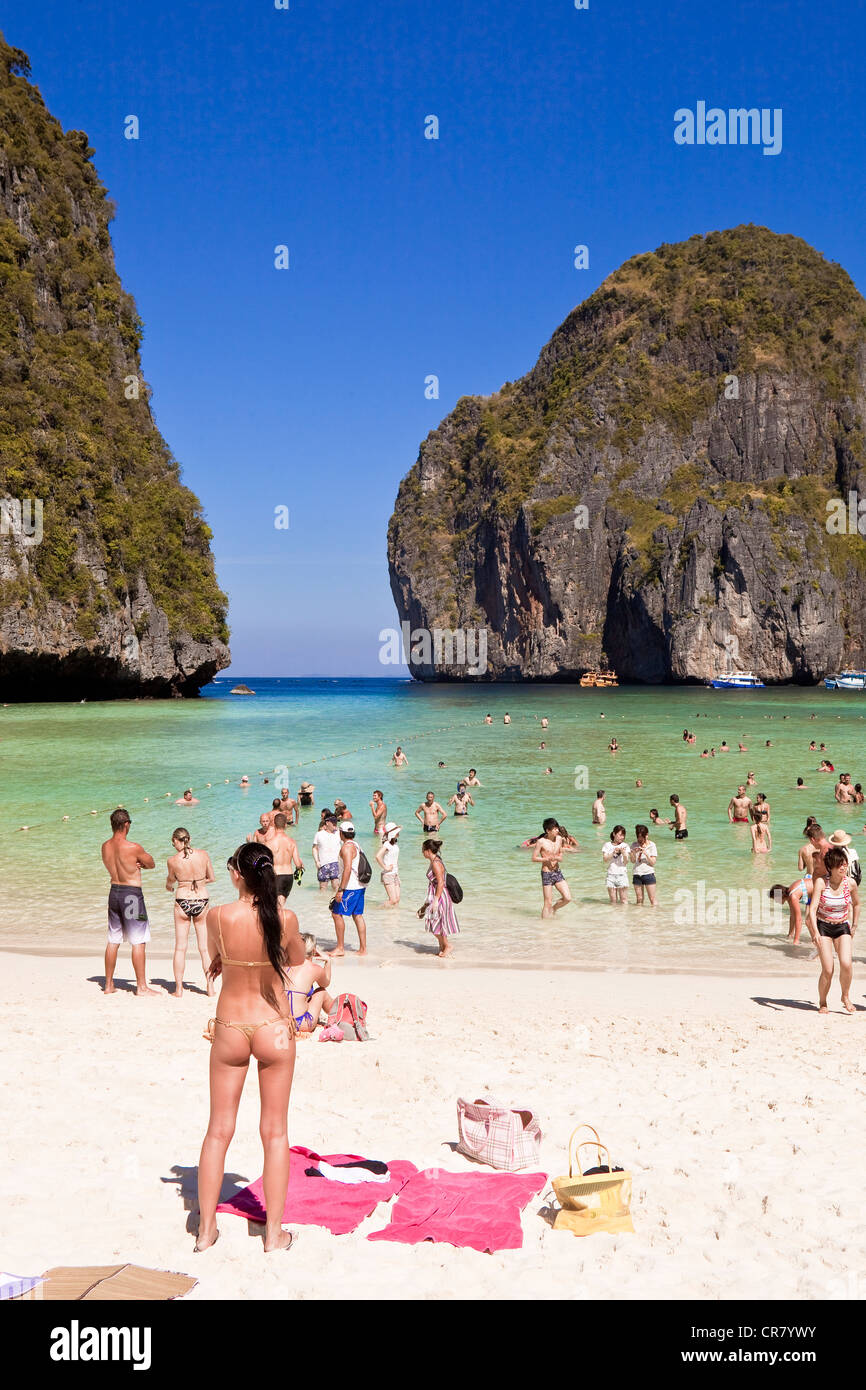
[329,822,368,957]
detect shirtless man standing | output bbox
[279,786,299,825]
[415,792,446,833]
[370,789,388,838]
[270,813,303,904]
[101,808,158,996]
[835,774,855,804]
[391,747,409,767]
[448,783,475,816]
[801,822,832,883]
[592,791,606,826]
[670,795,688,839]
[728,786,752,823]
[248,812,272,843]
[532,818,572,918]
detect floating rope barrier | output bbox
[14,713,545,833]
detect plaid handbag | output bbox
[456,1095,542,1171]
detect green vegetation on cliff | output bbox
[390,225,866,566]
[0,36,227,644]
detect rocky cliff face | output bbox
[388,226,866,682]
[0,37,229,698]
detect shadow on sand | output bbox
[163,1164,258,1240]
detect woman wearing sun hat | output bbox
[828,829,861,884]
[375,822,402,906]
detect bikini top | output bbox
[217,904,270,968]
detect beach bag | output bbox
[356,850,372,885]
[552,1124,633,1235]
[327,993,369,1041]
[445,871,463,904]
[455,1095,541,1171]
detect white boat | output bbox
[825,671,866,690]
[708,671,765,689]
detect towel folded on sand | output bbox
[367,1169,548,1252]
[216,1147,418,1235]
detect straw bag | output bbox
[456,1095,542,1171]
[552,1124,633,1235]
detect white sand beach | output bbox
[2,949,864,1301]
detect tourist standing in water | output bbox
[630,825,658,905]
[370,789,388,838]
[419,838,460,956]
[375,823,402,906]
[196,842,303,1252]
[728,786,752,823]
[391,746,409,767]
[270,813,303,904]
[532,818,572,918]
[312,813,342,893]
[416,791,446,833]
[449,782,474,816]
[807,845,859,1014]
[602,825,630,905]
[750,811,772,854]
[101,809,157,996]
[670,795,688,838]
[166,828,216,998]
[592,791,606,825]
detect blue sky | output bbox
[4,0,866,674]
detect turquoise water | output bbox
[3,678,865,972]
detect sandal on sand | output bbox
[193,1228,220,1253]
[265,1229,298,1253]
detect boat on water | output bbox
[708,672,765,689]
[824,670,866,690]
[580,670,619,688]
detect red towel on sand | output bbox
[367,1169,547,1252]
[216,1147,418,1235]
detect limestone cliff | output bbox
[388,225,866,682]
[0,36,229,698]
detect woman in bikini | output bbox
[195,842,304,1253]
[807,845,859,1014]
[165,829,216,999]
[750,808,772,854]
[285,933,336,1034]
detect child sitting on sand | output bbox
[285,933,336,1035]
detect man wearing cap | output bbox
[828,828,861,884]
[329,822,367,956]
[312,814,342,893]
[375,822,402,906]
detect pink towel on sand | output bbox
[216,1147,418,1235]
[367,1168,547,1252]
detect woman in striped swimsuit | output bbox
[807,845,859,1014]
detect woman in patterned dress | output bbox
[418,838,459,958]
